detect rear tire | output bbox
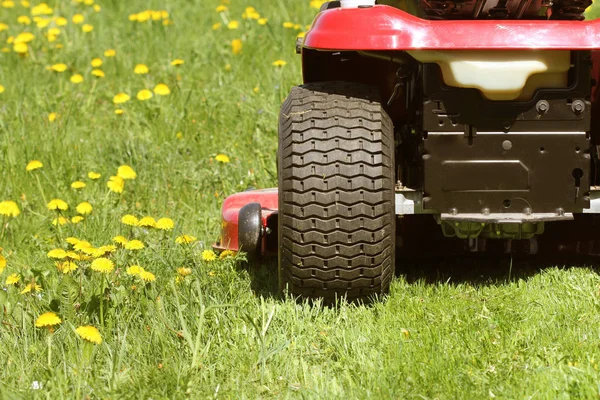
[278,81,396,302]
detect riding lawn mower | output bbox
[214,0,600,302]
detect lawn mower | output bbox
[215,0,600,302]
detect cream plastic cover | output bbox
[407,50,571,100]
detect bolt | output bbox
[482,207,490,215]
[556,207,565,216]
[572,100,585,114]
[536,100,550,114]
[523,207,532,215]
[502,140,513,151]
[450,207,458,215]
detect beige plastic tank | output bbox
[407,50,571,100]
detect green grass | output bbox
[1,0,600,398]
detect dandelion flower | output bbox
[13,42,28,54]
[121,214,138,226]
[98,245,116,254]
[71,181,86,189]
[113,93,130,104]
[215,154,230,163]
[137,89,152,101]
[26,160,43,171]
[56,260,77,273]
[134,64,149,74]
[76,202,92,215]
[170,59,184,66]
[124,240,144,250]
[47,248,67,259]
[104,49,116,57]
[47,199,68,211]
[51,63,67,72]
[87,171,101,180]
[55,17,68,26]
[153,84,170,96]
[14,32,34,44]
[117,165,136,179]
[115,109,124,115]
[0,200,20,217]
[112,236,128,245]
[0,254,5,273]
[71,216,84,224]
[5,273,20,285]
[35,312,61,328]
[177,267,192,277]
[73,241,92,250]
[257,18,268,25]
[215,5,227,12]
[212,22,221,30]
[72,14,84,24]
[227,20,239,29]
[90,58,102,67]
[91,69,105,78]
[75,326,102,344]
[65,237,80,246]
[17,15,31,25]
[139,270,156,282]
[137,216,156,228]
[202,250,217,261]
[126,265,142,275]
[107,176,125,193]
[219,249,235,259]
[175,234,197,244]
[156,218,174,230]
[21,283,42,294]
[272,60,287,67]
[70,74,84,84]
[0,85,4,93]
[90,258,114,273]
[81,247,103,257]
[81,24,93,32]
[52,216,69,226]
[48,112,57,122]
[283,22,294,28]
[231,39,242,55]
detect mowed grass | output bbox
[1,0,600,398]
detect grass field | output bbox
[2,0,600,398]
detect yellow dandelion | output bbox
[52,216,69,226]
[81,247,103,257]
[2,0,15,8]
[25,160,43,171]
[13,42,28,54]
[107,176,125,193]
[175,234,197,244]
[231,39,242,55]
[272,60,287,67]
[112,235,128,245]
[75,326,102,344]
[99,245,116,254]
[257,18,268,25]
[137,10,151,22]
[212,22,221,30]
[73,241,92,250]
[137,89,153,101]
[134,64,149,74]
[227,20,239,29]
[5,273,20,285]
[93,4,100,12]
[156,218,174,230]
[21,283,42,294]
[177,267,192,277]
[87,171,101,179]
[215,5,227,12]
[0,85,4,93]
[104,48,116,57]
[51,63,67,72]
[126,265,142,275]
[47,248,67,259]
[219,249,235,259]
[76,202,92,215]
[81,24,93,32]
[124,240,144,250]
[137,216,156,228]
[117,165,136,180]
[56,260,78,274]
[17,15,31,25]
[71,181,86,189]
[0,200,20,217]
[14,32,34,44]
[72,14,84,24]
[215,154,230,163]
[0,254,5,273]
[71,216,83,224]
[224,64,232,71]
[202,250,217,261]
[90,257,114,273]
[47,199,68,211]
[153,84,170,96]
[139,270,156,282]
[115,109,124,115]
[48,112,57,122]
[170,59,184,66]
[91,69,105,78]
[253,87,260,94]
[113,93,130,104]
[35,312,61,328]
[283,22,294,28]
[0,23,7,31]
[55,16,67,26]
[65,237,80,246]
[70,74,84,84]
[121,214,138,226]
[91,58,102,67]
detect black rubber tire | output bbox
[278,81,396,302]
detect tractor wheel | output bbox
[278,81,396,302]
